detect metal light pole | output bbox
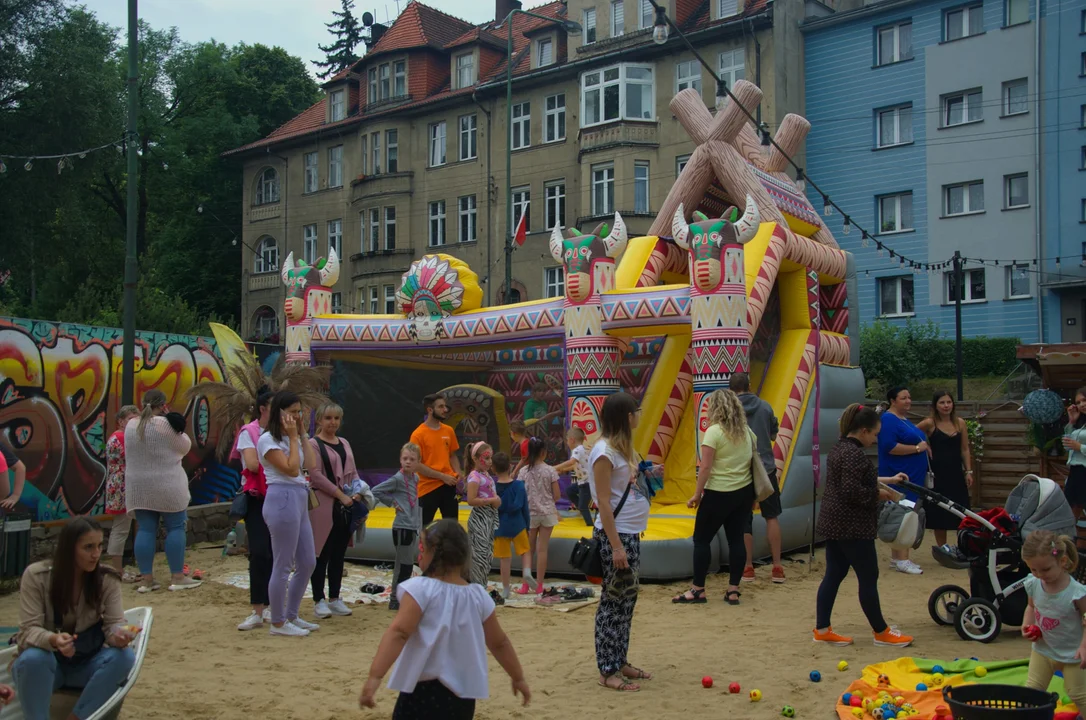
[121,0,139,405]
[953,250,964,401]
[500,10,580,304]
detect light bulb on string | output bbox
[861,231,870,248]
[0,159,6,174]
[24,160,32,171]
[899,256,905,267]
[652,7,669,44]
[795,169,805,193]
[759,123,771,146]
[822,195,832,217]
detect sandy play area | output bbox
[0,534,1039,719]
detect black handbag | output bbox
[228,491,249,521]
[53,607,106,666]
[568,483,632,578]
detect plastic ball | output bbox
[884,710,898,720]
[849,696,862,708]
[852,690,864,699]
[729,682,741,694]
[931,673,945,686]
[851,710,864,719]
[931,664,944,674]
[894,696,905,707]
[916,682,928,692]
[838,660,849,671]
[974,666,987,678]
[750,689,762,702]
[841,693,852,705]
[782,706,796,718]
[864,700,876,712]
[877,673,891,686]
[701,676,713,688]
[872,710,885,720]
[809,670,821,682]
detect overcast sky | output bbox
[81,0,546,77]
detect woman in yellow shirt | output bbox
[672,389,756,606]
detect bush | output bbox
[859,320,1019,385]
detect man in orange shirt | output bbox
[410,394,462,524]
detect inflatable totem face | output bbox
[549,212,628,303]
[671,197,760,292]
[280,248,340,362]
[395,254,482,343]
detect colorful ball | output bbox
[782,706,796,718]
[701,676,713,689]
[851,710,864,719]
[729,682,741,694]
[841,693,852,705]
[916,683,928,692]
[931,664,945,674]
[872,710,885,720]
[838,660,849,671]
[809,670,821,682]
[877,673,891,686]
[894,696,905,707]
[852,690,864,699]
[750,689,762,702]
[931,673,945,686]
[849,696,862,708]
[974,666,988,678]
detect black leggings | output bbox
[311,505,351,602]
[245,495,273,606]
[567,484,593,526]
[692,484,754,588]
[816,538,888,632]
[392,528,417,592]
[393,680,475,719]
[420,484,459,525]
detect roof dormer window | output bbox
[537,38,554,67]
[329,89,345,122]
[456,53,475,89]
[368,59,408,106]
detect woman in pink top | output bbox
[233,389,274,631]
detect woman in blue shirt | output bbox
[877,386,929,576]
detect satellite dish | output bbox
[362,11,374,26]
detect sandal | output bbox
[621,665,652,680]
[599,673,640,692]
[560,587,594,602]
[672,588,707,604]
[724,589,741,605]
[359,583,386,595]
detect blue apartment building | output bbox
[802,0,1074,343]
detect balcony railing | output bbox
[248,272,280,292]
[365,93,413,111]
[579,121,659,157]
[249,203,281,223]
[351,171,414,204]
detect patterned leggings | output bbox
[467,505,499,586]
[594,528,641,676]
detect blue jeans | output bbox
[13,646,135,720]
[133,509,187,575]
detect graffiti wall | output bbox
[0,317,259,521]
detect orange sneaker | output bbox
[741,566,756,582]
[813,627,853,646]
[771,566,786,583]
[873,627,913,647]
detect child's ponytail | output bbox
[526,436,546,467]
[1023,529,1080,572]
[420,519,471,580]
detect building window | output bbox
[327,219,342,258]
[386,129,398,172]
[944,180,984,216]
[540,95,565,145]
[1002,79,1028,116]
[369,209,380,252]
[1082,104,1086,128]
[368,68,377,103]
[718,49,745,90]
[947,268,986,303]
[254,236,278,273]
[360,135,367,174]
[592,163,615,216]
[676,60,701,94]
[876,21,913,66]
[254,167,279,205]
[304,152,318,193]
[429,200,446,247]
[459,114,477,161]
[676,154,690,176]
[611,0,624,36]
[878,192,913,233]
[331,292,342,313]
[1005,0,1028,25]
[458,195,477,243]
[254,307,278,339]
[538,38,553,67]
[303,224,317,264]
[1007,264,1030,299]
[369,287,379,314]
[371,131,381,174]
[359,210,366,251]
[394,60,406,97]
[384,285,396,314]
[512,186,530,231]
[379,63,390,99]
[640,0,653,29]
[580,63,654,127]
[943,89,983,126]
[456,53,474,89]
[1081,146,1086,171]
[945,4,983,41]
[328,145,343,188]
[584,8,596,43]
[718,0,739,18]
[634,161,650,213]
[1082,199,1086,223]
[330,90,345,121]
[511,102,531,150]
[878,275,914,316]
[384,207,396,250]
[1004,173,1028,209]
[545,181,565,229]
[876,105,913,147]
[429,121,447,167]
[545,266,565,298]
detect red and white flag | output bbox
[513,205,528,247]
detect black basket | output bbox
[943,684,1059,719]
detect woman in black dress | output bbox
[917,391,974,550]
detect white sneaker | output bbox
[237,613,263,631]
[262,608,271,623]
[270,622,308,637]
[327,599,353,616]
[894,559,923,575]
[290,617,320,632]
[313,600,332,618]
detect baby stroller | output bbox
[904,475,1076,643]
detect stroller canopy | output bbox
[1005,475,1077,540]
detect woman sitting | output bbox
[13,517,137,720]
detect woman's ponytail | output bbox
[136,389,168,440]
[839,403,880,437]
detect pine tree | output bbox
[314,0,363,80]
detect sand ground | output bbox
[0,534,1035,719]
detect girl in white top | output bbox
[360,519,530,718]
[588,391,652,693]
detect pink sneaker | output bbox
[515,582,532,595]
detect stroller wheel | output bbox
[954,597,1002,643]
[928,584,969,626]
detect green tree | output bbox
[314,0,363,80]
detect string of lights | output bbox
[0,136,127,175]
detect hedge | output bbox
[859,320,1020,385]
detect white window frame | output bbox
[511,101,531,150]
[386,129,398,172]
[676,60,702,94]
[545,180,565,229]
[254,236,278,273]
[369,208,380,252]
[303,224,317,264]
[456,53,474,89]
[1004,173,1029,209]
[611,0,624,36]
[512,186,530,232]
[429,121,447,167]
[1002,78,1028,116]
[327,218,342,258]
[1005,0,1029,26]
[537,38,554,68]
[544,93,566,143]
[945,4,984,41]
[579,63,655,128]
[1006,263,1031,299]
[384,284,396,314]
[634,161,650,214]
[429,200,447,247]
[878,275,915,317]
[393,60,406,97]
[359,211,366,252]
[676,154,690,176]
[944,180,985,216]
[384,206,396,250]
[584,7,597,43]
[877,192,914,234]
[360,134,367,175]
[303,152,318,193]
[876,104,913,148]
[718,0,739,18]
[328,145,343,188]
[330,90,345,121]
[331,291,342,314]
[946,268,987,304]
[639,0,653,29]
[943,89,983,127]
[254,167,279,205]
[591,163,615,216]
[371,131,381,175]
[544,266,565,298]
[368,68,377,104]
[379,63,390,100]
[458,195,477,243]
[718,49,745,90]
[876,21,913,66]
[255,309,278,339]
[459,114,477,161]
[369,286,379,314]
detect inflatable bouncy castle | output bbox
[219,80,864,579]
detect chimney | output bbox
[366,23,388,50]
[495,0,522,23]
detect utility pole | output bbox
[121,0,139,405]
[953,250,964,402]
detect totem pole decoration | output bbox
[281,248,340,364]
[396,254,483,343]
[672,196,760,448]
[549,213,628,442]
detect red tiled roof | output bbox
[366,0,474,59]
[478,2,565,82]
